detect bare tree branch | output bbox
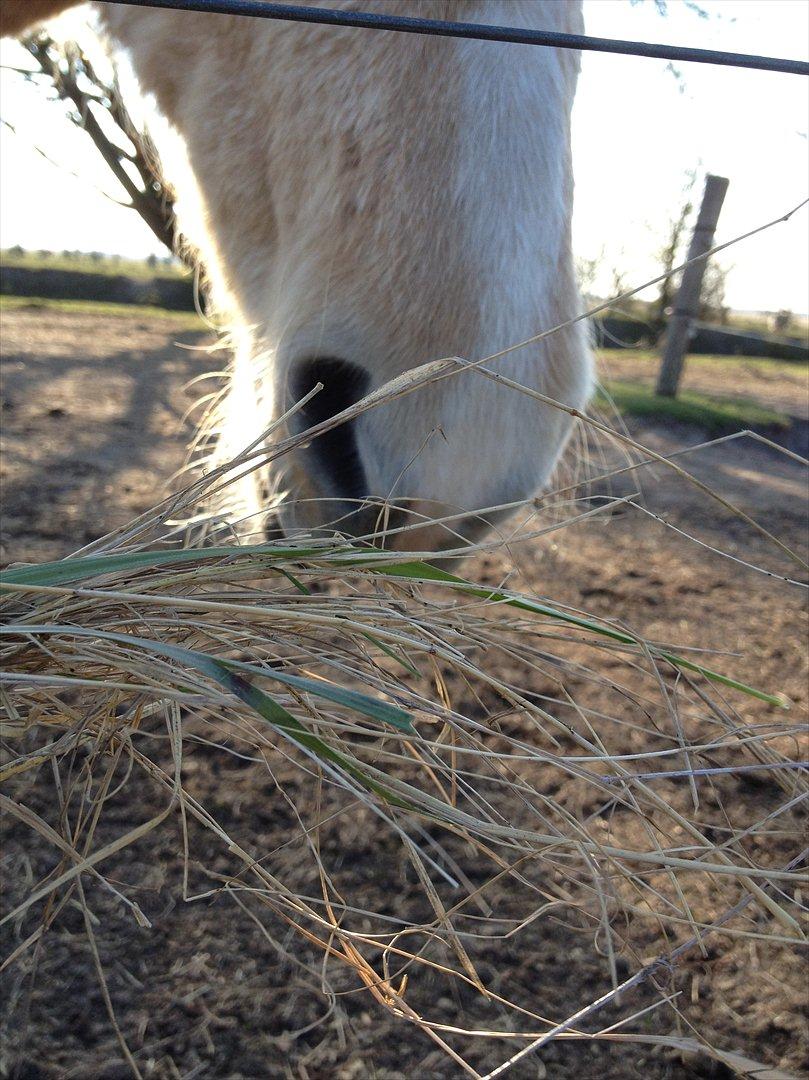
[2,115,133,207]
[18,31,192,268]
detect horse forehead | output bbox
[97,1,583,343]
[100,1,583,113]
[251,1,584,103]
[98,0,583,243]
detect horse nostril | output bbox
[288,357,371,505]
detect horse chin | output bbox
[276,481,507,559]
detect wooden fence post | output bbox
[656,174,729,397]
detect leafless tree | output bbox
[698,261,729,324]
[8,29,189,266]
[649,173,696,339]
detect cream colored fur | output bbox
[13,1,593,546]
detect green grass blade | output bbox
[361,561,787,708]
[2,625,415,808]
[1,544,784,707]
[0,626,413,732]
[214,667,413,807]
[0,544,331,588]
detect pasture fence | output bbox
[657,173,729,397]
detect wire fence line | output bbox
[106,0,809,77]
[455,197,809,376]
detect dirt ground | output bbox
[1,307,808,1080]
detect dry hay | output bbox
[1,360,807,1080]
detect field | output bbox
[597,349,808,434]
[1,303,807,1079]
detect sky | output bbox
[0,0,807,314]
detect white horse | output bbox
[4,0,592,549]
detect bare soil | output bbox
[1,308,807,1080]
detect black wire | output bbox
[104,0,809,77]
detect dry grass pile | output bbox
[1,362,808,1079]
